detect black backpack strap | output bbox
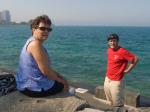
[0,73,16,96]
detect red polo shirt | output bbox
[106,47,135,81]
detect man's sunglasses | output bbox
[37,27,52,32]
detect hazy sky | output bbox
[0,0,150,26]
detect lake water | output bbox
[0,25,149,96]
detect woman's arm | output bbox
[27,40,69,90]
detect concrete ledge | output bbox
[95,86,141,107]
[0,91,89,112]
[75,87,150,112]
[75,88,112,111]
[95,86,106,100]
[125,91,140,107]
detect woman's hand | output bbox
[61,79,69,91]
[55,73,69,91]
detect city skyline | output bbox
[0,0,150,26]
[0,10,11,24]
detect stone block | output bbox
[95,86,141,107]
[75,88,112,111]
[125,91,140,107]
[0,91,89,112]
[95,86,106,100]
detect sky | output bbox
[0,0,150,26]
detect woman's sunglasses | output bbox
[37,26,52,32]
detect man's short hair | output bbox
[30,15,51,29]
[107,33,119,41]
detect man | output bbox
[104,33,139,111]
[16,15,69,97]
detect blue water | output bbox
[0,25,150,96]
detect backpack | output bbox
[0,72,16,96]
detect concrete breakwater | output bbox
[0,69,150,112]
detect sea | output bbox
[0,25,150,96]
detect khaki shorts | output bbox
[104,76,125,106]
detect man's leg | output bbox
[110,79,125,106]
[110,80,128,112]
[104,77,113,106]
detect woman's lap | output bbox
[20,81,64,97]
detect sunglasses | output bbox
[37,26,52,32]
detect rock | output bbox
[94,86,150,112]
[95,86,141,107]
[0,91,89,112]
[75,88,112,111]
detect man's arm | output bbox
[124,55,139,74]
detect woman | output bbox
[16,15,69,97]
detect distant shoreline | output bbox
[0,23,29,25]
[0,24,150,28]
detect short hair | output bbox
[30,15,52,29]
[107,33,119,41]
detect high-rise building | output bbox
[0,12,2,22]
[0,10,11,24]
